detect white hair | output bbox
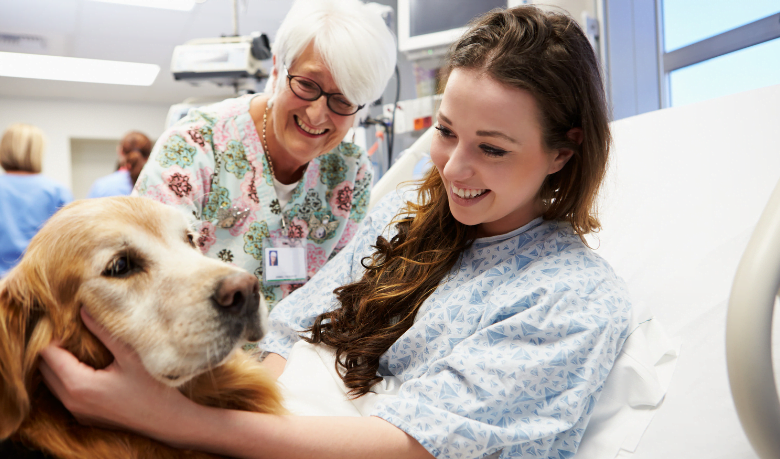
[266,0,397,108]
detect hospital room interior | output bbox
[1,0,780,458]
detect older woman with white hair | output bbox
[134,0,397,309]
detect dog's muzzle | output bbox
[212,272,264,342]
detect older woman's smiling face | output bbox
[430,69,573,237]
[268,41,357,175]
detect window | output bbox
[669,37,780,107]
[661,0,780,107]
[663,0,779,51]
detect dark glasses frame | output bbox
[285,66,364,116]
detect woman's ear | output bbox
[549,148,574,175]
[263,54,280,97]
[548,128,583,175]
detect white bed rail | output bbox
[727,177,780,459]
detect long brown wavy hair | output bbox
[305,5,611,397]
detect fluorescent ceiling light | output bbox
[88,0,196,11]
[0,52,160,86]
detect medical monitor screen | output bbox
[409,0,506,38]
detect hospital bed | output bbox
[368,83,780,458]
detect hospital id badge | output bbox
[262,237,307,286]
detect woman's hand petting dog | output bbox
[40,308,194,445]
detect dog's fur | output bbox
[0,197,285,458]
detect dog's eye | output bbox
[187,233,197,248]
[103,257,135,278]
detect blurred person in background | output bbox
[87,131,152,198]
[0,123,73,277]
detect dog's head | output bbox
[0,197,266,438]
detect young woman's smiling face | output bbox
[431,68,573,237]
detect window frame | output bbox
[660,10,780,107]
[602,0,780,120]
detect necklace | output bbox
[262,103,276,179]
[262,102,288,230]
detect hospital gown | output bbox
[261,189,632,459]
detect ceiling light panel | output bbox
[87,0,197,11]
[0,52,160,86]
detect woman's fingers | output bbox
[80,307,120,352]
[80,307,139,368]
[43,310,192,436]
[38,343,69,401]
[39,342,107,426]
[39,340,96,393]
[38,308,198,440]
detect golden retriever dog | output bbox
[0,197,285,458]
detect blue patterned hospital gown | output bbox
[261,190,632,459]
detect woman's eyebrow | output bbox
[476,129,518,144]
[298,70,342,94]
[438,112,518,144]
[438,112,454,125]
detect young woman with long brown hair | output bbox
[40,5,631,459]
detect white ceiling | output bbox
[0,0,293,105]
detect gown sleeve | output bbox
[371,262,631,459]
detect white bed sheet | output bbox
[278,318,678,459]
[590,83,780,458]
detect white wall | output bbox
[70,138,122,200]
[0,97,170,191]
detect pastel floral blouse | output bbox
[133,94,373,309]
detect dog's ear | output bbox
[0,268,54,440]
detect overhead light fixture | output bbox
[0,52,160,86]
[88,0,197,11]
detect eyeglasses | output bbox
[285,67,364,116]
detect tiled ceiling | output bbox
[0,0,293,105]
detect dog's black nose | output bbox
[213,272,259,315]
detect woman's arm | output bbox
[162,405,432,459]
[39,309,432,459]
[259,352,287,380]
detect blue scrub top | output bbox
[0,173,73,277]
[87,169,133,198]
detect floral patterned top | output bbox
[133,94,373,309]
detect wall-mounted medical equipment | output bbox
[170,33,271,85]
[382,94,441,135]
[163,95,228,129]
[397,0,522,60]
